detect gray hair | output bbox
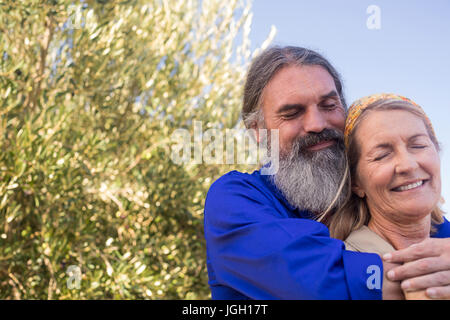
[242,46,347,128]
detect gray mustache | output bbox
[293,129,344,152]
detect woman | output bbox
[324,93,445,299]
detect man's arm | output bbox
[382,227,450,300]
[204,172,383,299]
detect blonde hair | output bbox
[324,99,445,240]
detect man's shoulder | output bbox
[205,169,276,211]
[204,169,286,228]
[207,169,266,197]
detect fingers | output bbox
[383,238,442,264]
[403,289,430,300]
[399,270,450,292]
[382,238,450,299]
[386,256,449,281]
[426,286,450,299]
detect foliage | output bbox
[0,0,273,299]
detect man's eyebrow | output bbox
[276,103,305,114]
[275,90,339,115]
[320,90,339,100]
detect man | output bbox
[204,46,450,299]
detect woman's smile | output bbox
[391,179,429,192]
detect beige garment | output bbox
[344,225,429,300]
[344,225,395,256]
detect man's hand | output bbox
[382,238,450,299]
[382,260,404,299]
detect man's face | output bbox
[258,64,348,214]
[260,65,346,155]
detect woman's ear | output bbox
[352,181,365,198]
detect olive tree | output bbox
[0,0,274,299]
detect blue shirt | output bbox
[204,169,450,300]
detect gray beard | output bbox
[270,130,348,215]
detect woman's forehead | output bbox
[356,109,429,146]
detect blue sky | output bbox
[248,0,450,218]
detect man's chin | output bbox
[273,141,347,214]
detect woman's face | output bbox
[353,109,441,221]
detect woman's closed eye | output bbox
[373,152,390,161]
[372,145,428,161]
[409,135,431,149]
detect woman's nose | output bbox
[395,150,419,174]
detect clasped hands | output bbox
[382,238,450,299]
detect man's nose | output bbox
[302,106,327,133]
[395,149,419,174]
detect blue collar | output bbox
[257,169,314,220]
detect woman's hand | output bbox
[403,289,431,300]
[382,238,450,299]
